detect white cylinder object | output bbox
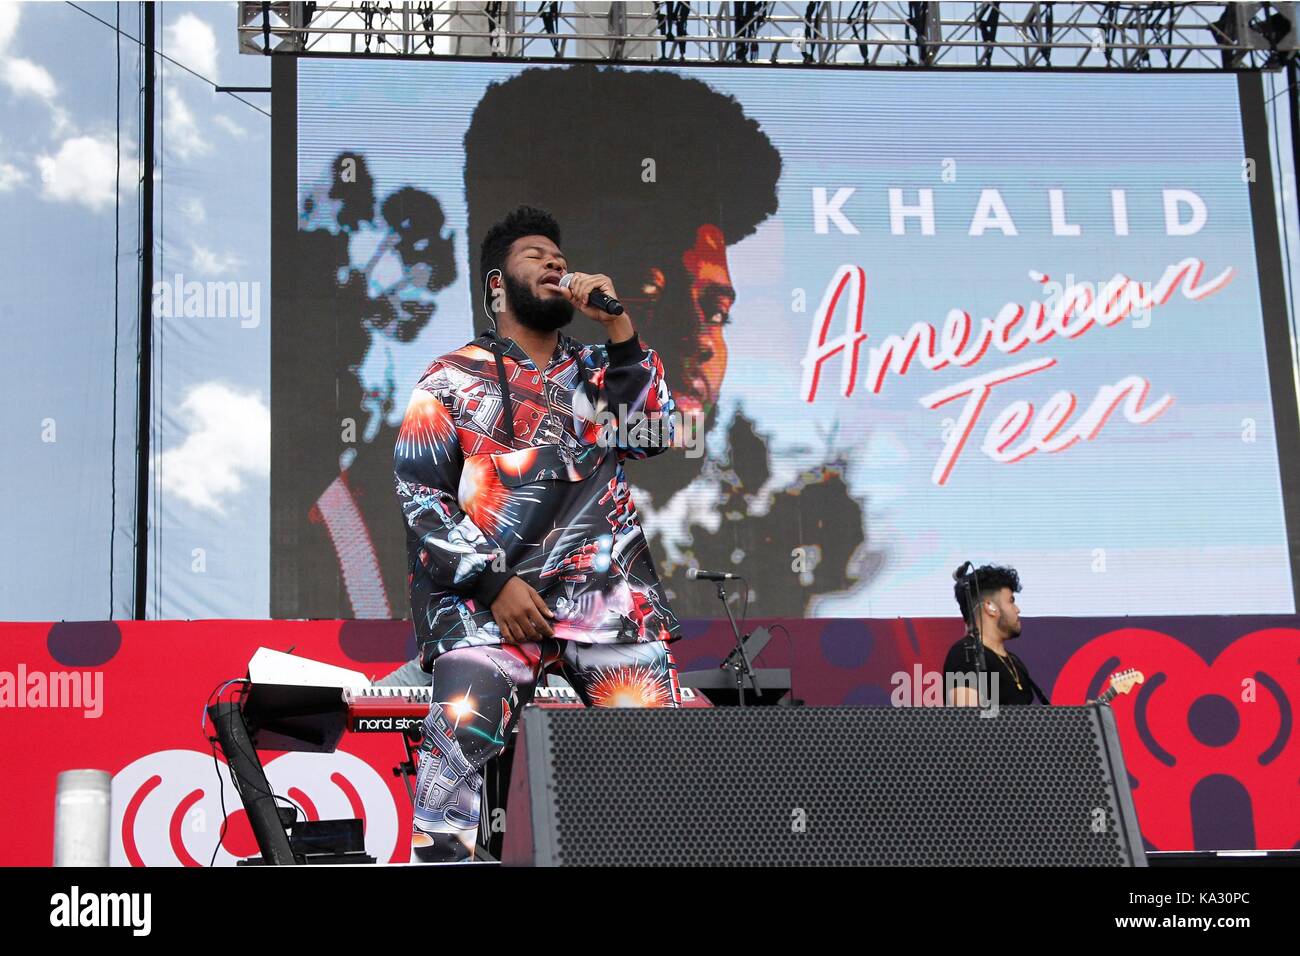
[54,769,112,867]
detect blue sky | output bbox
[0,2,270,620]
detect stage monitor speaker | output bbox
[501,705,1146,866]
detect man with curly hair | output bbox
[395,205,682,861]
[945,564,1045,707]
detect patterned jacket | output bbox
[395,328,680,668]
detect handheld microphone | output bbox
[686,567,742,582]
[559,272,624,316]
[952,561,973,581]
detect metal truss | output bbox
[237,2,1299,70]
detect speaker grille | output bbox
[534,706,1138,866]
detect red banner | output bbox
[1,621,413,867]
[3,616,1297,864]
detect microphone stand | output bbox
[958,567,986,708]
[715,579,762,707]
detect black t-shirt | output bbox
[942,637,1040,706]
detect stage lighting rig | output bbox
[904,2,941,67]
[976,2,1001,68]
[540,2,562,56]
[235,3,1282,72]
[1250,2,1296,67]
[655,2,690,62]
[1024,1,1055,67]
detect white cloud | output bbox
[36,136,131,212]
[2,55,70,135]
[0,20,71,136]
[2,57,57,101]
[48,104,72,136]
[163,85,210,160]
[0,5,19,56]
[0,161,27,192]
[190,242,242,276]
[154,383,269,515]
[164,13,219,81]
[179,196,207,225]
[213,114,247,139]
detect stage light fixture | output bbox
[540,1,561,57]
[976,2,1001,67]
[1250,3,1295,66]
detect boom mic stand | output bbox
[956,565,987,707]
[713,577,762,707]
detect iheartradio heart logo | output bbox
[1052,627,1300,851]
[110,748,401,866]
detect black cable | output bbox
[968,565,986,703]
[132,1,141,615]
[738,575,750,632]
[203,677,248,727]
[132,0,152,619]
[766,622,797,705]
[219,736,306,825]
[202,680,306,861]
[215,682,307,822]
[154,7,163,618]
[65,2,271,118]
[202,677,239,867]
[109,0,121,617]
[1279,64,1300,379]
[208,735,229,867]
[214,739,306,832]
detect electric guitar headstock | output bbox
[1096,668,1145,704]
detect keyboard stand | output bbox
[392,725,422,807]
[209,700,377,866]
[208,701,298,865]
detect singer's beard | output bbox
[504,270,575,333]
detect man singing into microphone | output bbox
[395,205,682,861]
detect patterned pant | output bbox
[411,639,680,862]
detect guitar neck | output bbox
[1096,686,1117,704]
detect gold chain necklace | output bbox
[994,651,1023,690]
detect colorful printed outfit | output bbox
[394,327,682,859]
[409,638,680,862]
